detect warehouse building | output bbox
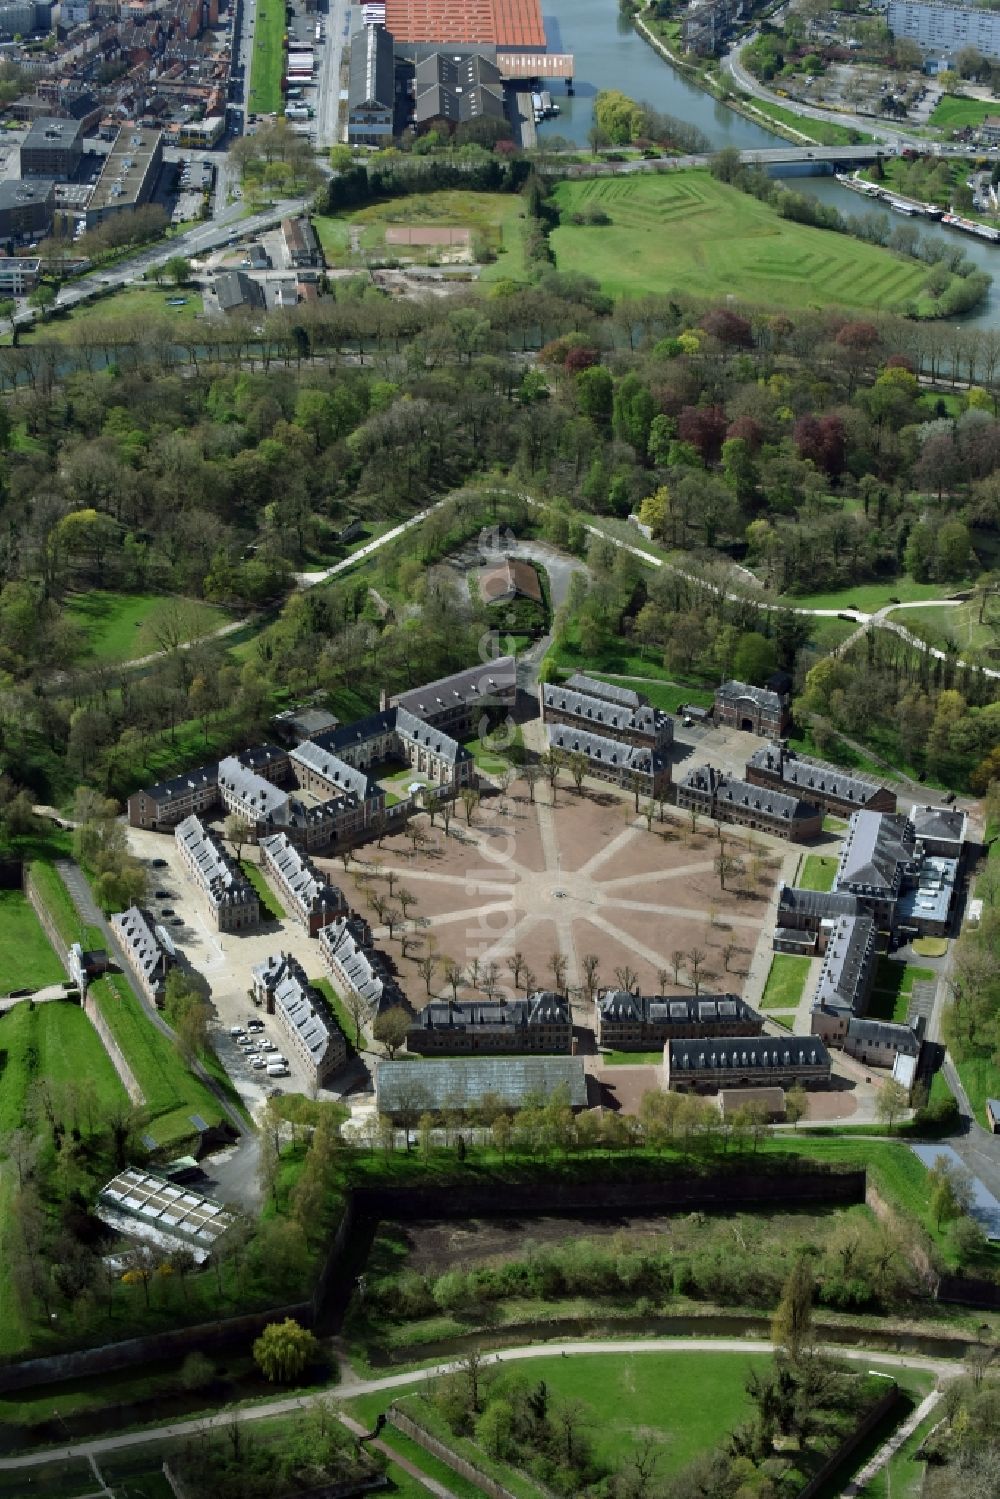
[86,125,163,228]
[348,22,396,146]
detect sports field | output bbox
[550,171,938,310]
[0,888,64,992]
[248,0,284,115]
[66,591,229,663]
[313,190,528,279]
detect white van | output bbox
[266,1061,289,1076]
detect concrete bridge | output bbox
[737,144,884,168]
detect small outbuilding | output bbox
[988,1099,1000,1134]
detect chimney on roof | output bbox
[379,686,388,712]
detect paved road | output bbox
[0,1337,969,1474]
[316,0,350,150]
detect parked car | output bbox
[152,858,168,868]
[247,1019,265,1033]
[230,1025,246,1038]
[160,907,175,917]
[170,917,183,926]
[154,889,171,899]
[261,1039,275,1052]
[251,1056,267,1069]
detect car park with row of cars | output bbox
[229,1019,289,1075]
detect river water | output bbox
[542,0,1000,329]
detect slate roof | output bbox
[813,913,876,1015]
[251,952,344,1074]
[349,21,395,110]
[565,674,641,709]
[318,915,411,1020]
[392,656,516,719]
[836,811,914,892]
[598,991,757,1027]
[111,906,172,984]
[290,739,373,799]
[135,762,218,806]
[669,1036,830,1071]
[717,679,785,710]
[218,756,288,818]
[376,1055,588,1112]
[776,885,861,922]
[679,766,818,823]
[258,833,345,916]
[542,682,668,740]
[215,269,265,312]
[847,1017,921,1054]
[908,804,967,847]
[546,724,665,776]
[175,816,256,907]
[413,992,570,1033]
[749,742,890,806]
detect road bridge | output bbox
[737,144,884,167]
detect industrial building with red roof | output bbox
[383,0,547,48]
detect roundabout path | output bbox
[0,1337,966,1475]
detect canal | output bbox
[542,0,1000,329]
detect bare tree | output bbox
[416,945,439,995]
[507,950,526,993]
[522,763,541,803]
[548,951,568,993]
[482,962,501,1002]
[468,956,481,992]
[224,812,251,864]
[722,941,738,973]
[397,886,417,920]
[656,967,671,996]
[442,959,464,1001]
[385,868,399,898]
[542,750,563,805]
[440,797,454,835]
[569,751,587,793]
[671,949,685,985]
[370,892,388,926]
[460,786,480,826]
[614,965,638,993]
[522,966,537,997]
[686,947,708,996]
[581,953,601,1005]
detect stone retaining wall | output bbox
[390,1407,525,1499]
[84,990,145,1105]
[798,1386,901,1499]
[23,866,72,973]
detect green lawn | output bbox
[888,599,1000,658]
[0,888,65,992]
[0,998,127,1138]
[248,0,285,114]
[930,93,997,129]
[311,975,359,1056]
[867,960,934,1025]
[313,191,528,279]
[65,591,229,663]
[90,973,226,1147]
[778,577,970,611]
[761,953,811,1009]
[587,674,715,715]
[23,286,201,341]
[550,171,943,311]
[602,1049,665,1065]
[956,1054,1000,1129]
[742,97,874,146]
[799,854,837,892]
[241,859,287,920]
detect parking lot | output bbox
[127,823,353,1114]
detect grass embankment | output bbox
[761,953,811,1009]
[90,973,226,1148]
[240,859,287,920]
[549,171,945,312]
[778,576,970,611]
[888,599,1000,658]
[799,854,837,892]
[741,97,874,146]
[0,1001,128,1358]
[930,93,997,130]
[28,860,103,951]
[602,1049,665,1065]
[22,286,201,343]
[66,591,228,663]
[313,190,528,280]
[867,959,934,1025]
[0,888,65,991]
[311,975,359,1057]
[247,0,284,114]
[956,1054,1000,1129]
